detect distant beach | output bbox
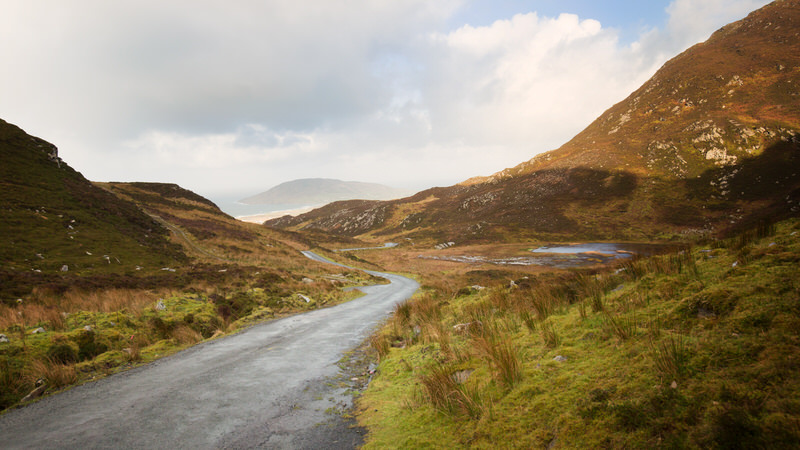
[236,206,316,224]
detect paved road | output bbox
[0,252,418,449]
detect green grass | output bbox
[357,217,800,448]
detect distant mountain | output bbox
[239,178,411,205]
[267,1,800,241]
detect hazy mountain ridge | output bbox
[239,178,411,205]
[266,1,800,241]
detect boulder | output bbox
[20,379,47,403]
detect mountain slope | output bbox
[0,119,186,286]
[267,1,800,242]
[239,178,411,205]
[101,181,315,267]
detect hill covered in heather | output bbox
[267,0,800,243]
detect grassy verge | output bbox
[357,218,800,448]
[0,267,379,411]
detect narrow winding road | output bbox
[0,252,418,449]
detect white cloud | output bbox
[0,0,773,202]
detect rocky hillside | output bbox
[0,119,186,295]
[101,181,311,266]
[267,0,800,242]
[239,178,411,205]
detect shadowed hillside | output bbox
[267,0,800,243]
[0,119,188,298]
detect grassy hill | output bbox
[357,217,800,448]
[0,120,385,411]
[267,0,800,243]
[0,119,188,299]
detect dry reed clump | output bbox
[26,358,77,390]
[0,304,65,331]
[469,320,522,388]
[370,332,392,361]
[171,325,203,345]
[421,321,452,356]
[0,288,161,330]
[650,335,690,379]
[604,311,638,342]
[418,362,485,419]
[487,287,514,310]
[620,250,698,281]
[410,293,441,326]
[540,320,560,348]
[462,299,493,325]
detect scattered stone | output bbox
[697,307,717,319]
[84,325,93,332]
[509,280,518,288]
[218,269,227,273]
[31,327,46,334]
[732,261,739,267]
[0,334,9,343]
[211,330,225,339]
[302,277,314,284]
[86,251,92,255]
[554,355,568,362]
[160,267,176,272]
[612,284,625,292]
[453,321,482,334]
[670,380,678,389]
[156,300,166,311]
[60,265,68,272]
[297,294,311,303]
[35,253,44,259]
[452,369,474,384]
[20,379,47,403]
[470,285,485,291]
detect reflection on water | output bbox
[532,243,637,258]
[419,242,678,269]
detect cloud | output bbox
[0,0,772,199]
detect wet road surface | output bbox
[0,251,418,449]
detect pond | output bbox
[419,243,678,269]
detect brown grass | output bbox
[0,288,161,330]
[418,362,485,418]
[26,359,77,389]
[171,325,202,345]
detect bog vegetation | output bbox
[357,218,800,448]
[0,261,383,410]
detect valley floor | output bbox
[353,218,800,448]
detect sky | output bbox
[1,0,771,205]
